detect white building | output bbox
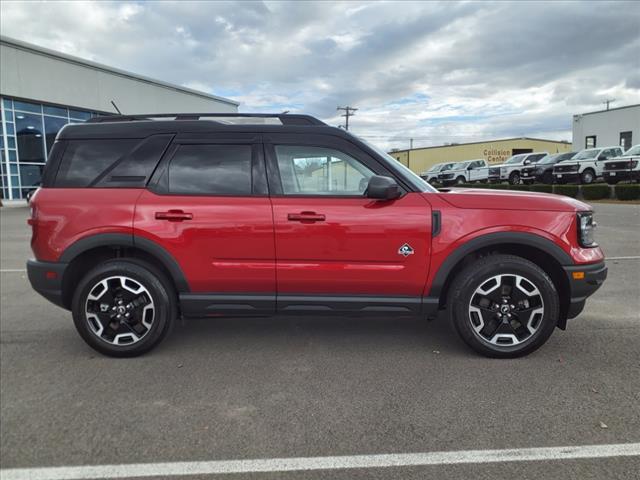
[572,104,640,152]
[1,35,239,200]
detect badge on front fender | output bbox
[398,243,414,257]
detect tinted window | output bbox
[55,139,138,187]
[275,145,374,195]
[168,144,252,195]
[44,116,68,155]
[527,153,547,163]
[15,112,46,163]
[94,135,173,187]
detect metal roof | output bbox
[0,35,239,107]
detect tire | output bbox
[509,171,521,185]
[448,254,559,358]
[72,259,177,357]
[581,169,595,184]
[456,176,466,185]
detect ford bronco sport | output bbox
[27,113,607,358]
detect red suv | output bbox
[27,113,607,358]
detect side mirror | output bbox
[467,165,473,170]
[366,175,401,200]
[524,159,531,165]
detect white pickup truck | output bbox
[490,152,548,185]
[602,144,640,184]
[420,162,458,184]
[553,146,624,184]
[437,159,489,186]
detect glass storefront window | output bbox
[43,105,68,117]
[15,112,46,163]
[13,100,42,114]
[1,96,105,199]
[44,116,68,155]
[20,164,45,187]
[69,109,92,120]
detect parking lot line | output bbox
[1,443,639,480]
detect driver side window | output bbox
[275,145,375,195]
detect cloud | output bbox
[1,0,638,150]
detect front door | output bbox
[134,133,276,313]
[265,134,432,314]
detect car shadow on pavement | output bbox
[161,313,471,356]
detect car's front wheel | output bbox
[581,169,595,184]
[509,172,521,185]
[448,254,559,358]
[72,259,177,357]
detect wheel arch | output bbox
[59,234,189,309]
[430,232,572,328]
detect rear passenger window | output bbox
[55,139,138,187]
[167,144,252,195]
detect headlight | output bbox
[577,212,597,247]
[569,164,580,172]
[535,167,544,174]
[500,168,507,174]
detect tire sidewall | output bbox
[581,169,594,184]
[509,172,520,185]
[72,260,176,357]
[451,256,559,358]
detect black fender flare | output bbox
[59,233,190,292]
[428,231,573,298]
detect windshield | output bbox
[538,154,558,164]
[426,163,443,173]
[356,135,437,192]
[454,161,472,169]
[624,145,640,156]
[440,163,456,171]
[573,149,599,160]
[504,154,527,164]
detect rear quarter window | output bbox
[53,136,172,188]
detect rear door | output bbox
[265,133,432,314]
[134,133,276,314]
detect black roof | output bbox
[59,113,337,140]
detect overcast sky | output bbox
[2,0,639,150]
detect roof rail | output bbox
[86,113,326,126]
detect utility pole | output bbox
[603,99,616,110]
[410,138,414,149]
[337,106,357,130]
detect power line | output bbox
[337,106,357,130]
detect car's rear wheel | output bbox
[581,169,595,184]
[509,172,521,185]
[449,254,559,358]
[72,259,176,357]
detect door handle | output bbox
[287,212,326,222]
[155,210,193,222]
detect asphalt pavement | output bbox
[1,203,639,479]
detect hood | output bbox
[437,188,590,212]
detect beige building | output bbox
[389,137,572,174]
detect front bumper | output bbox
[554,172,580,184]
[603,170,639,182]
[27,259,68,309]
[563,261,607,321]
